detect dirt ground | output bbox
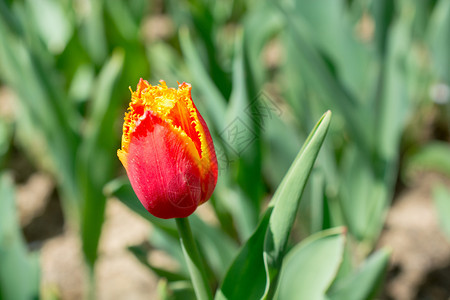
[17,171,157,300]
[378,172,450,300]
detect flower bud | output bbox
[118,79,218,219]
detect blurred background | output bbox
[0,0,449,299]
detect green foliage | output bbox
[274,228,345,300]
[0,173,40,300]
[328,248,391,300]
[404,142,450,178]
[433,185,450,239]
[217,112,332,299]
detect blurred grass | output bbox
[0,0,449,299]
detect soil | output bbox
[37,197,157,300]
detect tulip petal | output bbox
[196,111,218,204]
[127,110,203,219]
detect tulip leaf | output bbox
[273,228,345,300]
[158,280,196,300]
[150,228,187,270]
[278,2,370,154]
[78,0,107,65]
[263,111,332,296]
[243,2,282,89]
[215,209,272,300]
[427,0,450,82]
[432,184,450,240]
[105,0,139,39]
[217,111,332,299]
[339,146,389,243]
[147,42,188,86]
[0,119,12,165]
[128,245,188,282]
[223,30,261,237]
[403,142,450,178]
[179,27,227,130]
[189,217,238,281]
[78,50,124,267]
[0,173,40,300]
[327,248,390,300]
[376,12,411,165]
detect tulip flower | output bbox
[118,79,218,219]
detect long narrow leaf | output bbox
[327,248,390,300]
[179,27,227,130]
[78,50,124,267]
[0,173,40,300]
[263,111,332,297]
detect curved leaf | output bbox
[327,248,390,300]
[274,228,345,300]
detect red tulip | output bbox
[118,79,218,219]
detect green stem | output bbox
[175,217,213,300]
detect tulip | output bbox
[118,79,218,219]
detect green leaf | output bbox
[0,119,12,165]
[149,228,189,276]
[339,146,389,243]
[78,0,107,65]
[263,111,332,295]
[0,173,40,300]
[261,112,303,190]
[105,0,139,39]
[27,0,73,54]
[78,50,124,267]
[128,245,188,282]
[147,42,187,85]
[372,0,395,57]
[433,184,450,239]
[283,0,373,101]
[327,248,390,300]
[274,228,345,300]
[189,217,238,281]
[222,29,261,235]
[0,0,23,35]
[217,111,332,299]
[309,169,328,234]
[278,2,371,154]
[427,0,450,82]
[215,210,272,300]
[179,27,227,131]
[376,13,412,165]
[243,2,282,89]
[158,280,196,300]
[404,142,450,178]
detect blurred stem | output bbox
[85,265,96,300]
[176,217,213,300]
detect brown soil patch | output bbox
[379,172,450,300]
